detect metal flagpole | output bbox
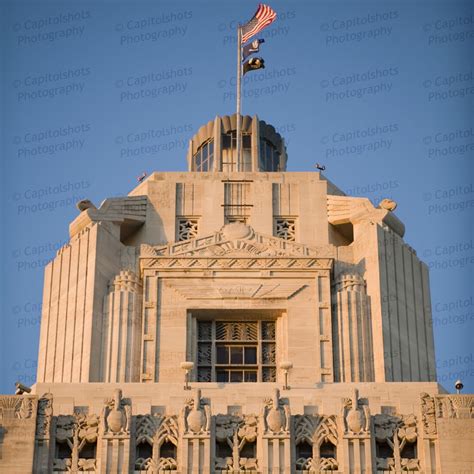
[236,24,242,172]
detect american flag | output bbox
[241,4,277,44]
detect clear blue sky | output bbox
[1,0,473,393]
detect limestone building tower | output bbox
[1,114,473,473]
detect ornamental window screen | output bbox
[177,217,199,241]
[224,182,252,223]
[197,320,276,382]
[260,138,280,171]
[274,217,296,241]
[193,139,214,171]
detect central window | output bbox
[197,320,276,382]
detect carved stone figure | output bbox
[182,389,211,435]
[343,388,370,435]
[263,388,290,435]
[102,388,131,435]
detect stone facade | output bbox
[0,114,472,473]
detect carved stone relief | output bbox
[420,393,437,436]
[0,395,35,421]
[374,413,420,472]
[435,395,474,419]
[214,414,258,472]
[53,413,99,472]
[294,415,338,472]
[134,414,179,471]
[36,393,53,439]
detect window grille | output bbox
[197,320,276,382]
[177,218,198,241]
[274,217,296,241]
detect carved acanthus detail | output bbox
[101,389,131,436]
[342,388,370,435]
[215,414,258,472]
[182,389,211,435]
[263,388,290,435]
